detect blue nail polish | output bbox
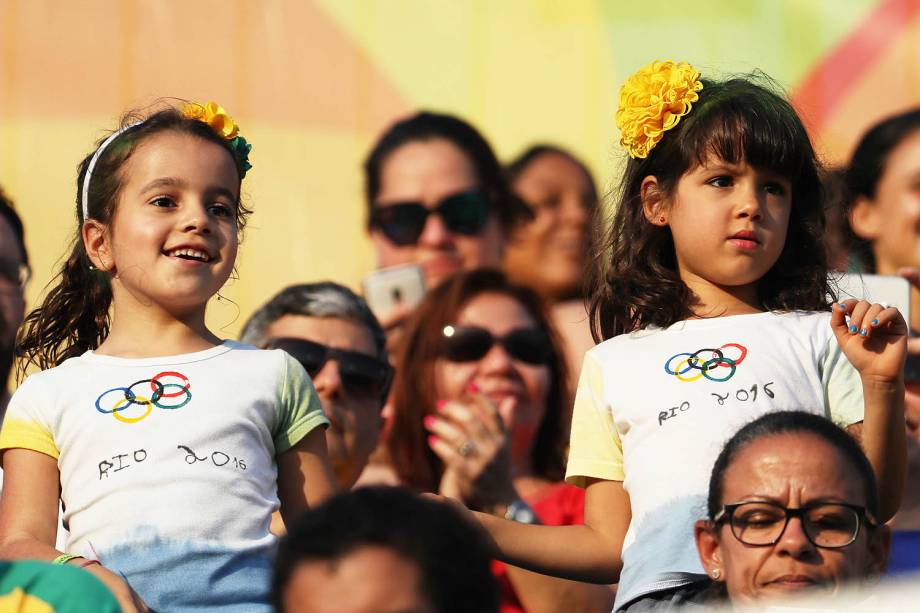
[872,319,879,326]
[838,303,846,310]
[849,325,857,333]
[860,328,867,336]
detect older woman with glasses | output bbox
[694,411,890,606]
[381,268,614,613]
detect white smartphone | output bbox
[362,264,426,316]
[831,272,911,317]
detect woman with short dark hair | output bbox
[694,411,889,606]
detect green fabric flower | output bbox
[230,135,253,177]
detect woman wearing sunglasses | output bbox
[364,112,527,336]
[694,411,889,606]
[385,269,614,613]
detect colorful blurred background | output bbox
[1,0,917,336]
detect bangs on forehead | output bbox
[680,84,810,181]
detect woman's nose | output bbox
[775,516,818,559]
[417,211,452,247]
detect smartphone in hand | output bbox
[362,264,426,317]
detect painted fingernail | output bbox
[849,325,858,333]
[467,382,480,393]
[427,435,439,447]
[860,328,868,336]
[435,400,447,411]
[872,319,879,326]
[838,302,846,310]
[423,415,437,428]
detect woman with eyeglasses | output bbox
[363,112,528,340]
[694,411,890,606]
[383,268,614,613]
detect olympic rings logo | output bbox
[663,343,748,383]
[94,371,192,423]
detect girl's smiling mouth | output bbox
[164,246,213,263]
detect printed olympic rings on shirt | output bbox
[663,343,747,383]
[94,371,192,424]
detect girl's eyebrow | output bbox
[139,177,238,200]
[139,176,186,194]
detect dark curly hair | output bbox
[589,73,831,341]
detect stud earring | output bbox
[659,216,666,223]
[711,569,721,580]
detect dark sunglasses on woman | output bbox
[440,325,552,365]
[369,189,492,246]
[266,337,393,401]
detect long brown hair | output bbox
[589,74,830,342]
[16,105,252,377]
[387,269,569,493]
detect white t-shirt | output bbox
[0,341,328,612]
[565,311,864,610]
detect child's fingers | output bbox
[870,306,908,336]
[846,301,871,336]
[830,299,858,344]
[856,303,886,339]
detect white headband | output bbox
[81,121,144,221]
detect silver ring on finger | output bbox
[458,440,477,457]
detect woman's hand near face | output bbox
[424,389,519,514]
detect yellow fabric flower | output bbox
[182,101,239,140]
[615,60,703,159]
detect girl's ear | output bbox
[693,519,724,581]
[82,220,114,272]
[641,176,668,226]
[849,196,882,241]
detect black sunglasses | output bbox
[369,189,492,246]
[440,325,552,365]
[266,337,393,400]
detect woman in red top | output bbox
[385,269,614,613]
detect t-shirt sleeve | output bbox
[0,376,59,462]
[820,334,865,428]
[565,350,625,487]
[273,353,329,455]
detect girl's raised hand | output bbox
[832,299,908,383]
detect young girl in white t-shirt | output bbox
[0,103,336,612]
[433,61,907,610]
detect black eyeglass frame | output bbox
[439,324,553,366]
[266,337,394,403]
[369,189,493,246]
[713,500,878,549]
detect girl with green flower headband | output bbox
[0,102,336,613]
[458,60,907,610]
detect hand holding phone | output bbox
[362,264,426,331]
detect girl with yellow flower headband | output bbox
[466,61,906,610]
[0,103,336,612]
